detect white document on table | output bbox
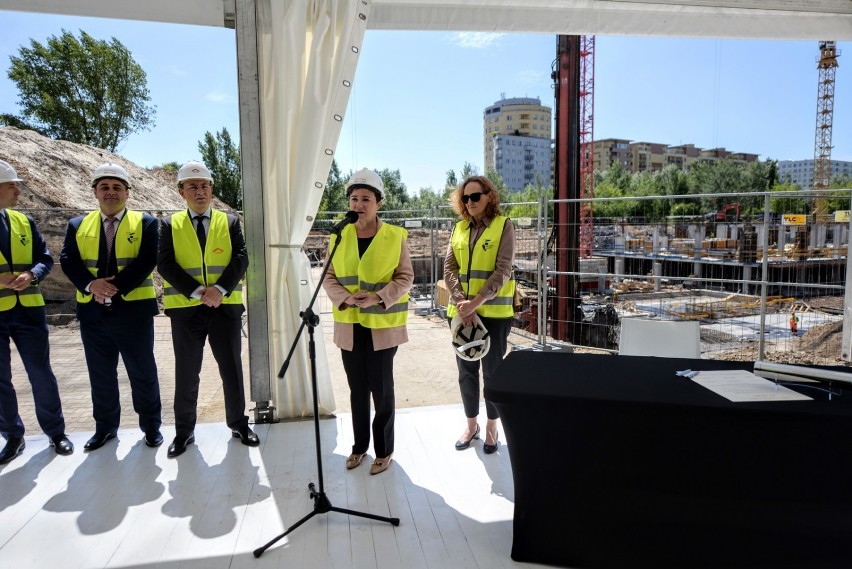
[690,370,813,402]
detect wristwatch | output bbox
[27,271,39,285]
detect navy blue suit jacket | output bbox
[1,211,53,324]
[60,211,160,323]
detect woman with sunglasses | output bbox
[323,169,413,475]
[444,175,516,454]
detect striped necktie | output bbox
[104,216,117,259]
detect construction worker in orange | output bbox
[789,311,799,337]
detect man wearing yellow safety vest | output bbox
[157,161,255,458]
[0,159,72,464]
[60,162,162,452]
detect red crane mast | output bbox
[578,36,595,258]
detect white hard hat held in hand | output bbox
[451,314,491,362]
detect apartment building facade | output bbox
[483,96,552,191]
[777,159,852,188]
[593,138,758,173]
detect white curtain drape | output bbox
[256,0,369,418]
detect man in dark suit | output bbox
[157,161,257,458]
[60,162,162,451]
[0,159,73,464]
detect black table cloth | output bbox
[486,351,852,569]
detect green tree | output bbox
[377,168,409,211]
[409,187,443,210]
[320,159,348,212]
[198,127,242,210]
[6,29,155,152]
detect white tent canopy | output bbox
[1,0,851,420]
[5,1,852,39]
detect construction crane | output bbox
[578,36,595,258]
[812,40,840,217]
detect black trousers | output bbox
[340,324,397,458]
[80,314,161,434]
[170,306,248,435]
[450,315,512,420]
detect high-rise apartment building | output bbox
[483,96,552,191]
[777,159,852,188]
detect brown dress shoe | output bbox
[370,454,393,475]
[346,453,366,470]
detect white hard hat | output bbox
[0,160,23,184]
[346,168,384,199]
[92,162,131,188]
[451,314,491,362]
[177,161,213,185]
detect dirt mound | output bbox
[708,320,846,366]
[0,126,194,211]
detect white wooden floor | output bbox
[0,406,553,569]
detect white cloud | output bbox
[450,32,503,49]
[166,65,187,77]
[205,91,237,103]
[516,69,548,87]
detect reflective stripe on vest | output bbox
[74,210,156,304]
[446,215,515,319]
[0,209,44,310]
[330,223,409,329]
[162,210,243,309]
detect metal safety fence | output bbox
[311,189,852,366]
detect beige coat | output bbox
[322,220,414,351]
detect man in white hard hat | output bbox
[60,162,163,451]
[0,159,73,464]
[157,160,256,458]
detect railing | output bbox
[310,189,852,366]
[24,192,852,367]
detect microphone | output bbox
[330,210,359,234]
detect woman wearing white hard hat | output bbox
[444,175,516,454]
[322,168,413,475]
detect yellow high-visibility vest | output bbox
[447,215,515,319]
[74,210,156,303]
[0,209,45,310]
[162,210,243,309]
[330,223,409,329]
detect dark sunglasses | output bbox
[461,191,487,204]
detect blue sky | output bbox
[0,10,849,193]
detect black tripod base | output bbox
[253,481,400,558]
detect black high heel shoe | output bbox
[455,424,480,450]
[484,429,499,454]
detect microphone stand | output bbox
[254,223,400,558]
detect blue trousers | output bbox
[80,315,161,434]
[0,304,65,438]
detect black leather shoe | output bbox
[144,431,164,448]
[167,433,195,458]
[50,435,74,456]
[455,424,480,450]
[484,430,499,455]
[0,436,25,465]
[84,431,116,451]
[232,426,260,447]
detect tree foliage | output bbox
[6,29,155,152]
[198,127,242,210]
